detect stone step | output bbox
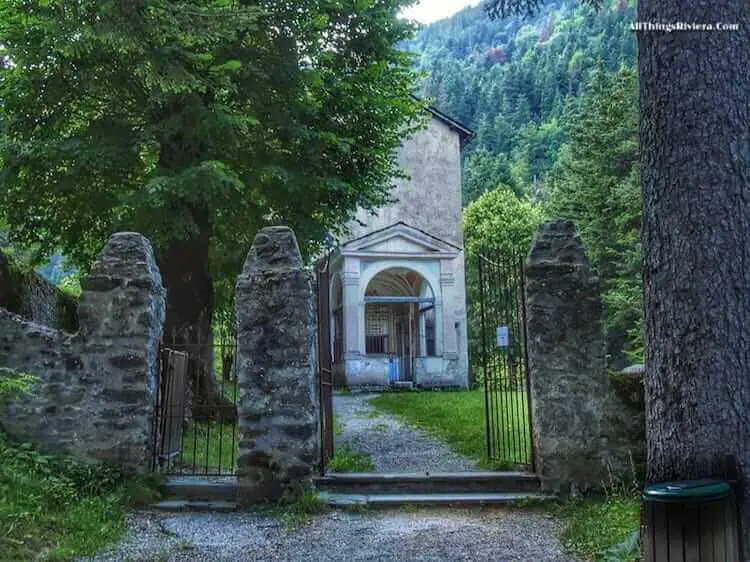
[314,471,541,495]
[318,491,554,508]
[391,381,415,390]
[163,476,239,502]
[152,499,239,512]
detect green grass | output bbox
[180,421,239,474]
[333,417,345,437]
[0,432,163,561]
[328,445,375,472]
[278,489,330,530]
[369,389,531,467]
[552,493,641,561]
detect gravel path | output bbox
[85,507,575,561]
[334,392,478,473]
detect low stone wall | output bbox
[235,226,319,503]
[0,250,78,332]
[0,233,164,471]
[342,355,467,389]
[525,219,645,494]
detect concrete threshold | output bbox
[318,491,553,508]
[314,471,541,494]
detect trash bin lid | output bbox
[644,479,732,503]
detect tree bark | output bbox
[639,1,750,556]
[160,223,236,424]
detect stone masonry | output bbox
[235,226,319,504]
[525,219,644,494]
[0,233,165,471]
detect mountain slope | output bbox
[403,0,636,201]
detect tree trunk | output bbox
[160,225,237,424]
[639,1,750,557]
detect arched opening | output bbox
[364,267,437,383]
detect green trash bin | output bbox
[642,479,740,562]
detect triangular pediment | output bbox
[340,222,461,255]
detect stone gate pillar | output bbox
[235,226,319,504]
[525,219,610,494]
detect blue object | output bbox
[388,357,400,383]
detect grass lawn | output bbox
[179,421,239,474]
[328,445,375,472]
[369,389,531,468]
[552,493,641,561]
[0,432,162,561]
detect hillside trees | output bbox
[405,0,636,205]
[413,0,640,366]
[0,0,422,411]
[546,67,640,367]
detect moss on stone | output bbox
[0,249,79,331]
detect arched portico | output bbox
[329,222,469,389]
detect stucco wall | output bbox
[347,116,464,247]
[338,113,470,390]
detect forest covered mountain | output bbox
[404,1,642,365]
[403,0,636,203]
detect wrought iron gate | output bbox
[476,249,535,471]
[316,253,335,474]
[151,331,240,476]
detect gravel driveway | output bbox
[334,392,477,473]
[85,507,575,561]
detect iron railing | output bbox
[476,248,535,471]
[151,331,239,476]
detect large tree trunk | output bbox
[160,223,236,424]
[639,1,750,556]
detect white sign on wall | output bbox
[496,326,509,348]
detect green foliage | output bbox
[485,0,602,19]
[409,1,639,365]
[0,432,162,560]
[463,188,541,377]
[545,67,641,365]
[333,417,345,437]
[463,187,542,258]
[370,389,531,467]
[552,492,640,561]
[328,445,375,473]
[463,149,518,205]
[180,421,239,473]
[57,273,82,299]
[279,489,329,530]
[600,530,640,562]
[405,0,635,204]
[0,368,36,404]
[0,0,424,314]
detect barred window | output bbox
[365,304,391,354]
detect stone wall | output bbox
[0,249,78,332]
[235,226,319,504]
[0,233,165,471]
[525,219,645,494]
